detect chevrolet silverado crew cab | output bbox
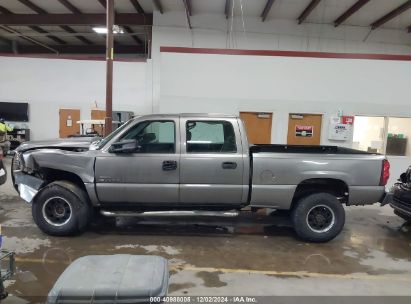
[12,114,390,242]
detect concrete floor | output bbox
[1,156,411,303]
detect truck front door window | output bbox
[121,120,175,153]
[186,121,236,153]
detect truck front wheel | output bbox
[292,193,345,243]
[32,181,91,236]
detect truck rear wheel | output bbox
[32,181,91,236]
[292,193,345,243]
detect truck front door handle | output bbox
[162,160,177,171]
[222,162,237,169]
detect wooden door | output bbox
[240,112,273,144]
[287,113,322,145]
[91,109,106,136]
[59,108,80,138]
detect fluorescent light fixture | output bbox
[93,25,124,34]
[93,27,108,34]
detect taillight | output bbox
[380,159,390,186]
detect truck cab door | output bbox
[179,117,246,205]
[95,118,180,204]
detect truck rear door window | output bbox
[186,120,237,153]
[120,120,175,153]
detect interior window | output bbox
[352,116,385,153]
[186,120,237,153]
[120,120,175,153]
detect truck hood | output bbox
[16,137,99,153]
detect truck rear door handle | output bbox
[162,160,177,171]
[222,162,237,169]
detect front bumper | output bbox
[13,172,45,203]
[390,198,411,220]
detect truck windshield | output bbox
[94,119,134,149]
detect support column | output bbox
[104,0,114,136]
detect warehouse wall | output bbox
[152,10,411,110]
[0,56,151,140]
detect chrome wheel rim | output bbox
[42,197,72,227]
[306,205,335,233]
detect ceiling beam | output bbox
[57,0,94,44]
[298,0,321,24]
[334,0,370,27]
[124,26,144,44]
[97,0,107,9]
[17,0,47,14]
[0,3,65,44]
[183,0,192,29]
[129,0,145,14]
[30,26,66,44]
[370,0,411,30]
[60,25,93,44]
[0,5,11,14]
[57,0,82,14]
[1,44,145,54]
[261,0,276,22]
[0,13,153,26]
[18,0,93,45]
[0,6,55,49]
[224,0,231,19]
[0,24,58,53]
[153,0,164,14]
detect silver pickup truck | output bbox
[12,114,389,242]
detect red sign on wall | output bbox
[295,125,313,137]
[341,116,354,125]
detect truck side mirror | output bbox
[109,139,139,154]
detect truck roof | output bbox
[133,113,238,119]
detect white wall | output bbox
[0,56,152,140]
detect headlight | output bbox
[12,152,24,172]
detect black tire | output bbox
[32,181,91,236]
[292,193,345,243]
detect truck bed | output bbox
[249,144,385,209]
